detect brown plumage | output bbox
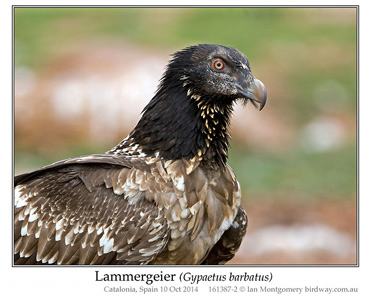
[14,44,266,265]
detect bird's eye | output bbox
[212,58,226,71]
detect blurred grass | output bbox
[15,145,103,174]
[14,7,357,202]
[228,144,356,201]
[14,7,356,67]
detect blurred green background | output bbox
[14,7,357,264]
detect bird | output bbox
[14,44,267,265]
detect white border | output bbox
[3,1,369,296]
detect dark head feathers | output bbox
[112,44,267,168]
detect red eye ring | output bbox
[212,58,226,71]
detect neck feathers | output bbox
[110,81,233,168]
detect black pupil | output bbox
[215,60,223,69]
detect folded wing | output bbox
[14,157,169,265]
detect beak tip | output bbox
[259,88,267,111]
[236,77,267,111]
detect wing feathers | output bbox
[15,154,243,265]
[14,164,169,265]
[202,206,247,265]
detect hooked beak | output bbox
[230,78,267,111]
[243,78,267,111]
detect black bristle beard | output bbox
[117,79,235,169]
